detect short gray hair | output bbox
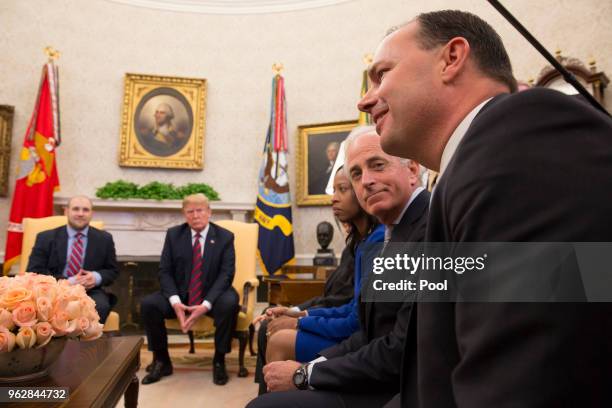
[343,126,411,176]
[343,126,375,177]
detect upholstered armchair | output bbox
[165,219,259,377]
[20,216,120,332]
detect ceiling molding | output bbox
[105,0,355,14]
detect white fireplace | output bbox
[53,197,255,260]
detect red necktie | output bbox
[188,233,204,305]
[67,232,84,277]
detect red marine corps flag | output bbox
[3,55,61,275]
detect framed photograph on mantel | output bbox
[297,120,358,206]
[119,73,207,170]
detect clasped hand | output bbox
[252,306,306,337]
[172,303,209,333]
[72,269,96,290]
[252,306,305,325]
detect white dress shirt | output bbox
[438,98,492,180]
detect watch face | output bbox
[293,370,306,389]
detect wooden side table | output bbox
[263,265,335,306]
[3,336,142,408]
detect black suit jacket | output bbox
[297,245,355,310]
[412,89,612,407]
[159,222,235,306]
[310,189,429,392]
[27,225,118,287]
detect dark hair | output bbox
[333,165,379,254]
[346,212,379,256]
[413,10,517,92]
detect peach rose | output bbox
[0,276,12,296]
[78,298,99,321]
[53,291,71,313]
[78,297,91,310]
[0,327,16,352]
[0,287,32,310]
[33,282,57,302]
[64,300,82,320]
[87,307,100,322]
[12,301,38,327]
[16,327,37,349]
[50,312,77,337]
[68,284,87,299]
[32,274,56,286]
[82,321,103,341]
[76,317,90,336]
[0,308,15,331]
[58,278,72,289]
[34,322,55,347]
[13,274,34,290]
[36,297,52,322]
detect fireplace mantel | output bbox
[53,197,255,258]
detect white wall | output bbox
[1,0,610,260]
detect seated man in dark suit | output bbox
[27,195,119,324]
[357,10,612,408]
[247,127,429,408]
[140,193,239,386]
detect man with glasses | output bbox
[140,193,239,386]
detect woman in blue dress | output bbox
[265,167,384,363]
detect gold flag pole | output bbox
[272,63,284,76]
[363,53,373,66]
[44,46,60,63]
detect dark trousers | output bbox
[88,288,112,324]
[141,288,239,355]
[254,319,269,394]
[246,389,397,408]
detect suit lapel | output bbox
[181,226,194,283]
[366,190,431,335]
[57,227,69,272]
[202,224,217,278]
[391,190,430,242]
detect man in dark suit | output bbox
[27,195,118,324]
[140,193,239,386]
[247,127,429,408]
[358,10,612,407]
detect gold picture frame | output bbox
[119,73,207,169]
[0,105,14,197]
[297,120,358,206]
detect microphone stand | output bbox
[487,0,610,117]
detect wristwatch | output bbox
[292,363,310,390]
